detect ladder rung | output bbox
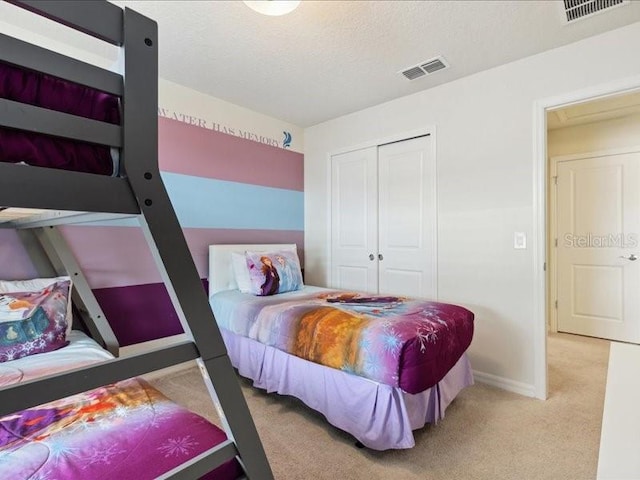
[0,163,140,214]
[157,440,239,480]
[6,0,124,46]
[0,33,123,95]
[0,98,122,146]
[0,340,199,417]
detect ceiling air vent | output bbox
[402,66,426,80]
[564,0,629,23]
[400,56,448,81]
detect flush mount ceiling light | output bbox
[243,1,301,16]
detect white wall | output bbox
[304,22,640,394]
[548,113,640,158]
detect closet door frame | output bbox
[327,126,438,299]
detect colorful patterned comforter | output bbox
[210,287,474,394]
[0,333,241,480]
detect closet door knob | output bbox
[378,253,384,261]
[369,254,375,261]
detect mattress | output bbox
[0,331,242,479]
[210,286,474,394]
[0,61,120,175]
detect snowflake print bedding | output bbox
[0,280,71,362]
[0,377,241,480]
[211,287,474,394]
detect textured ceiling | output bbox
[2,1,640,127]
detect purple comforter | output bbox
[0,61,120,175]
[211,289,475,394]
[0,378,242,479]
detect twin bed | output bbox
[208,244,475,450]
[0,332,241,479]
[0,278,241,479]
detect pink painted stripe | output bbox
[59,225,304,289]
[0,230,38,280]
[158,117,304,191]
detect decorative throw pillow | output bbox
[244,250,304,296]
[0,276,73,335]
[0,279,71,362]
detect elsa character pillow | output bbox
[0,279,71,362]
[0,276,73,335]
[244,250,304,296]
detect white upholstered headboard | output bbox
[208,244,297,297]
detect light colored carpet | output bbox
[149,332,609,480]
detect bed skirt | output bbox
[220,328,474,450]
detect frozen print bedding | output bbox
[0,62,120,175]
[0,332,241,480]
[210,286,474,394]
[0,331,112,386]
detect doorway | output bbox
[533,79,640,400]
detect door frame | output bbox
[548,146,640,335]
[326,126,437,296]
[533,76,640,400]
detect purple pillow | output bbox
[245,250,304,296]
[0,280,71,362]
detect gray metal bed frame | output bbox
[0,1,273,478]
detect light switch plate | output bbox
[514,232,527,249]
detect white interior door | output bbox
[330,147,378,292]
[378,136,436,299]
[556,151,640,343]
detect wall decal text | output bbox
[158,107,285,148]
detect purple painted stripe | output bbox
[158,117,303,191]
[60,225,304,289]
[92,281,209,346]
[0,229,38,280]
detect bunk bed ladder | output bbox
[121,9,273,479]
[0,1,274,478]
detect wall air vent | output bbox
[400,56,448,81]
[563,0,629,23]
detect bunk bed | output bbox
[208,244,475,450]
[0,1,273,478]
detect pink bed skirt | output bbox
[220,328,474,450]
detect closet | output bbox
[330,134,437,299]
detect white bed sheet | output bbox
[0,330,113,387]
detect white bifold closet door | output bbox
[331,145,378,292]
[330,135,436,299]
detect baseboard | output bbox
[473,370,536,398]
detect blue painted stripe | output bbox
[78,173,304,230]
